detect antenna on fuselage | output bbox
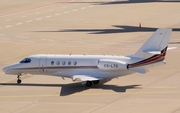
[69,52,72,55]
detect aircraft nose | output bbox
[2,66,9,72]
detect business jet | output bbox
[2,28,174,87]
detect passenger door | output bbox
[39,57,47,73]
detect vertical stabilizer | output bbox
[133,28,172,58]
[127,28,172,70]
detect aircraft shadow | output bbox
[60,84,141,96]
[169,42,180,44]
[100,0,180,5]
[36,25,180,34]
[0,83,141,96]
[64,0,180,5]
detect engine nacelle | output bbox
[98,59,128,70]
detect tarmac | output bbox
[0,0,180,113]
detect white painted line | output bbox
[36,18,42,20]
[81,7,86,10]
[6,25,12,28]
[22,40,35,42]
[49,9,54,12]
[41,38,54,42]
[67,41,86,43]
[64,11,69,14]
[89,5,94,7]
[21,16,26,18]
[0,34,6,36]
[104,1,110,3]
[16,23,22,25]
[103,42,118,45]
[6,19,11,21]
[0,38,11,40]
[72,9,78,12]
[35,12,40,15]
[26,20,32,23]
[16,36,30,39]
[62,6,67,8]
[76,41,86,43]
[46,16,51,18]
[55,13,60,16]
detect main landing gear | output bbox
[17,74,22,84]
[85,80,99,87]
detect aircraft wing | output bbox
[129,67,146,74]
[72,75,102,81]
[167,47,177,50]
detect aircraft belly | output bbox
[49,69,134,79]
[6,68,39,75]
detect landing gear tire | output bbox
[17,74,22,84]
[17,79,22,84]
[86,81,92,87]
[93,80,99,84]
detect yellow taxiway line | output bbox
[0,90,180,98]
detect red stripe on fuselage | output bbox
[128,50,167,68]
[11,66,99,70]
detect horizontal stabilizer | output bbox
[143,51,161,55]
[130,67,146,74]
[72,75,100,81]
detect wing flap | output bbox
[130,67,146,74]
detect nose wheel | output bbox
[17,74,22,84]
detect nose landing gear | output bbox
[17,74,22,84]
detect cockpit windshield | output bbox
[20,58,31,63]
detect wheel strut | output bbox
[17,74,22,84]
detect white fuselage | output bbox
[3,54,142,79]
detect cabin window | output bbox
[68,61,71,65]
[20,58,31,63]
[51,61,54,65]
[73,61,77,66]
[62,61,66,65]
[56,61,60,65]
